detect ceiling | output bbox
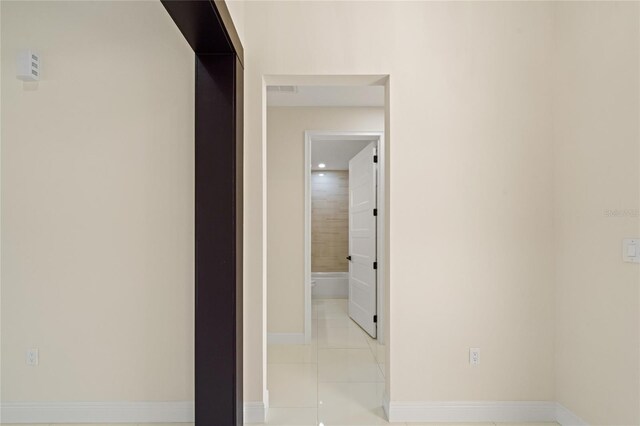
[267,85,384,107]
[311,140,373,170]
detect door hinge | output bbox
[373,208,377,216]
[373,155,378,163]
[373,315,377,323]
[373,261,377,270]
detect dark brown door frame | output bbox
[160,1,244,424]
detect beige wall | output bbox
[1,1,195,401]
[266,107,383,334]
[225,0,245,46]
[553,3,640,424]
[311,170,349,273]
[247,2,556,405]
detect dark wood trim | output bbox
[234,54,244,424]
[194,53,243,425]
[161,1,244,424]
[162,0,244,65]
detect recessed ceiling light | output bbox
[318,173,325,177]
[318,163,326,168]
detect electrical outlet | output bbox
[469,348,480,365]
[26,348,39,366]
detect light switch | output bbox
[623,239,640,263]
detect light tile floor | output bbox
[263,299,390,425]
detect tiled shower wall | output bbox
[311,170,349,272]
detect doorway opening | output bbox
[264,80,389,424]
[304,131,386,345]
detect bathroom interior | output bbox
[310,147,352,300]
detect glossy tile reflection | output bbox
[263,298,388,425]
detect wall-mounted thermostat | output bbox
[17,50,40,81]
[622,238,639,263]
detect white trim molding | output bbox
[244,400,268,424]
[386,400,557,423]
[0,401,194,423]
[1,400,269,424]
[267,332,305,345]
[556,403,588,426]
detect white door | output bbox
[348,142,377,338]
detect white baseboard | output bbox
[386,400,557,423]
[267,332,305,344]
[0,401,194,423]
[556,403,588,426]
[243,401,268,424]
[243,389,269,424]
[0,400,269,424]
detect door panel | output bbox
[348,142,377,338]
